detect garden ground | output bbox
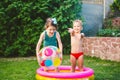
[0,55,120,80]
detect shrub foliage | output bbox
[97,0,120,37]
[110,0,120,17]
[0,0,82,56]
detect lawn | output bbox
[0,55,120,80]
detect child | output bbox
[68,19,84,72]
[36,18,63,72]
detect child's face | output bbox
[73,22,82,33]
[46,26,56,36]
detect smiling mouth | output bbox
[75,29,79,31]
[50,33,54,35]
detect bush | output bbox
[103,0,120,29]
[100,0,120,37]
[0,0,82,56]
[110,0,120,17]
[97,29,120,37]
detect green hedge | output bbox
[0,0,82,57]
[97,0,120,37]
[110,0,120,17]
[97,29,120,37]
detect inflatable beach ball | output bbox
[39,46,62,67]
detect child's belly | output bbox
[71,46,83,53]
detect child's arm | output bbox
[56,31,63,58]
[36,32,44,65]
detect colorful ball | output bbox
[40,60,45,66]
[44,47,53,56]
[39,46,62,67]
[53,57,61,67]
[45,59,53,67]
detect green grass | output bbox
[84,56,120,80]
[0,55,120,80]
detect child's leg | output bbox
[44,66,48,72]
[78,55,84,72]
[55,67,59,72]
[70,55,77,72]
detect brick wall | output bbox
[83,37,120,62]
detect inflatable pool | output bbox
[36,66,94,80]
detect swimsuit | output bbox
[43,31,57,47]
[71,52,83,59]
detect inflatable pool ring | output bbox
[39,46,62,67]
[36,66,94,80]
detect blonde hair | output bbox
[73,19,83,26]
[44,18,58,29]
[73,19,83,30]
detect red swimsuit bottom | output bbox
[71,52,83,59]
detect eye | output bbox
[73,26,76,27]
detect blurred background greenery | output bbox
[0,0,82,57]
[0,0,120,57]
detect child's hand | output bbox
[68,28,74,33]
[81,33,85,38]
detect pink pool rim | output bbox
[36,66,94,79]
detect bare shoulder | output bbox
[40,31,45,38]
[56,31,60,36]
[56,31,61,39]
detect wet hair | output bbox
[44,18,58,29]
